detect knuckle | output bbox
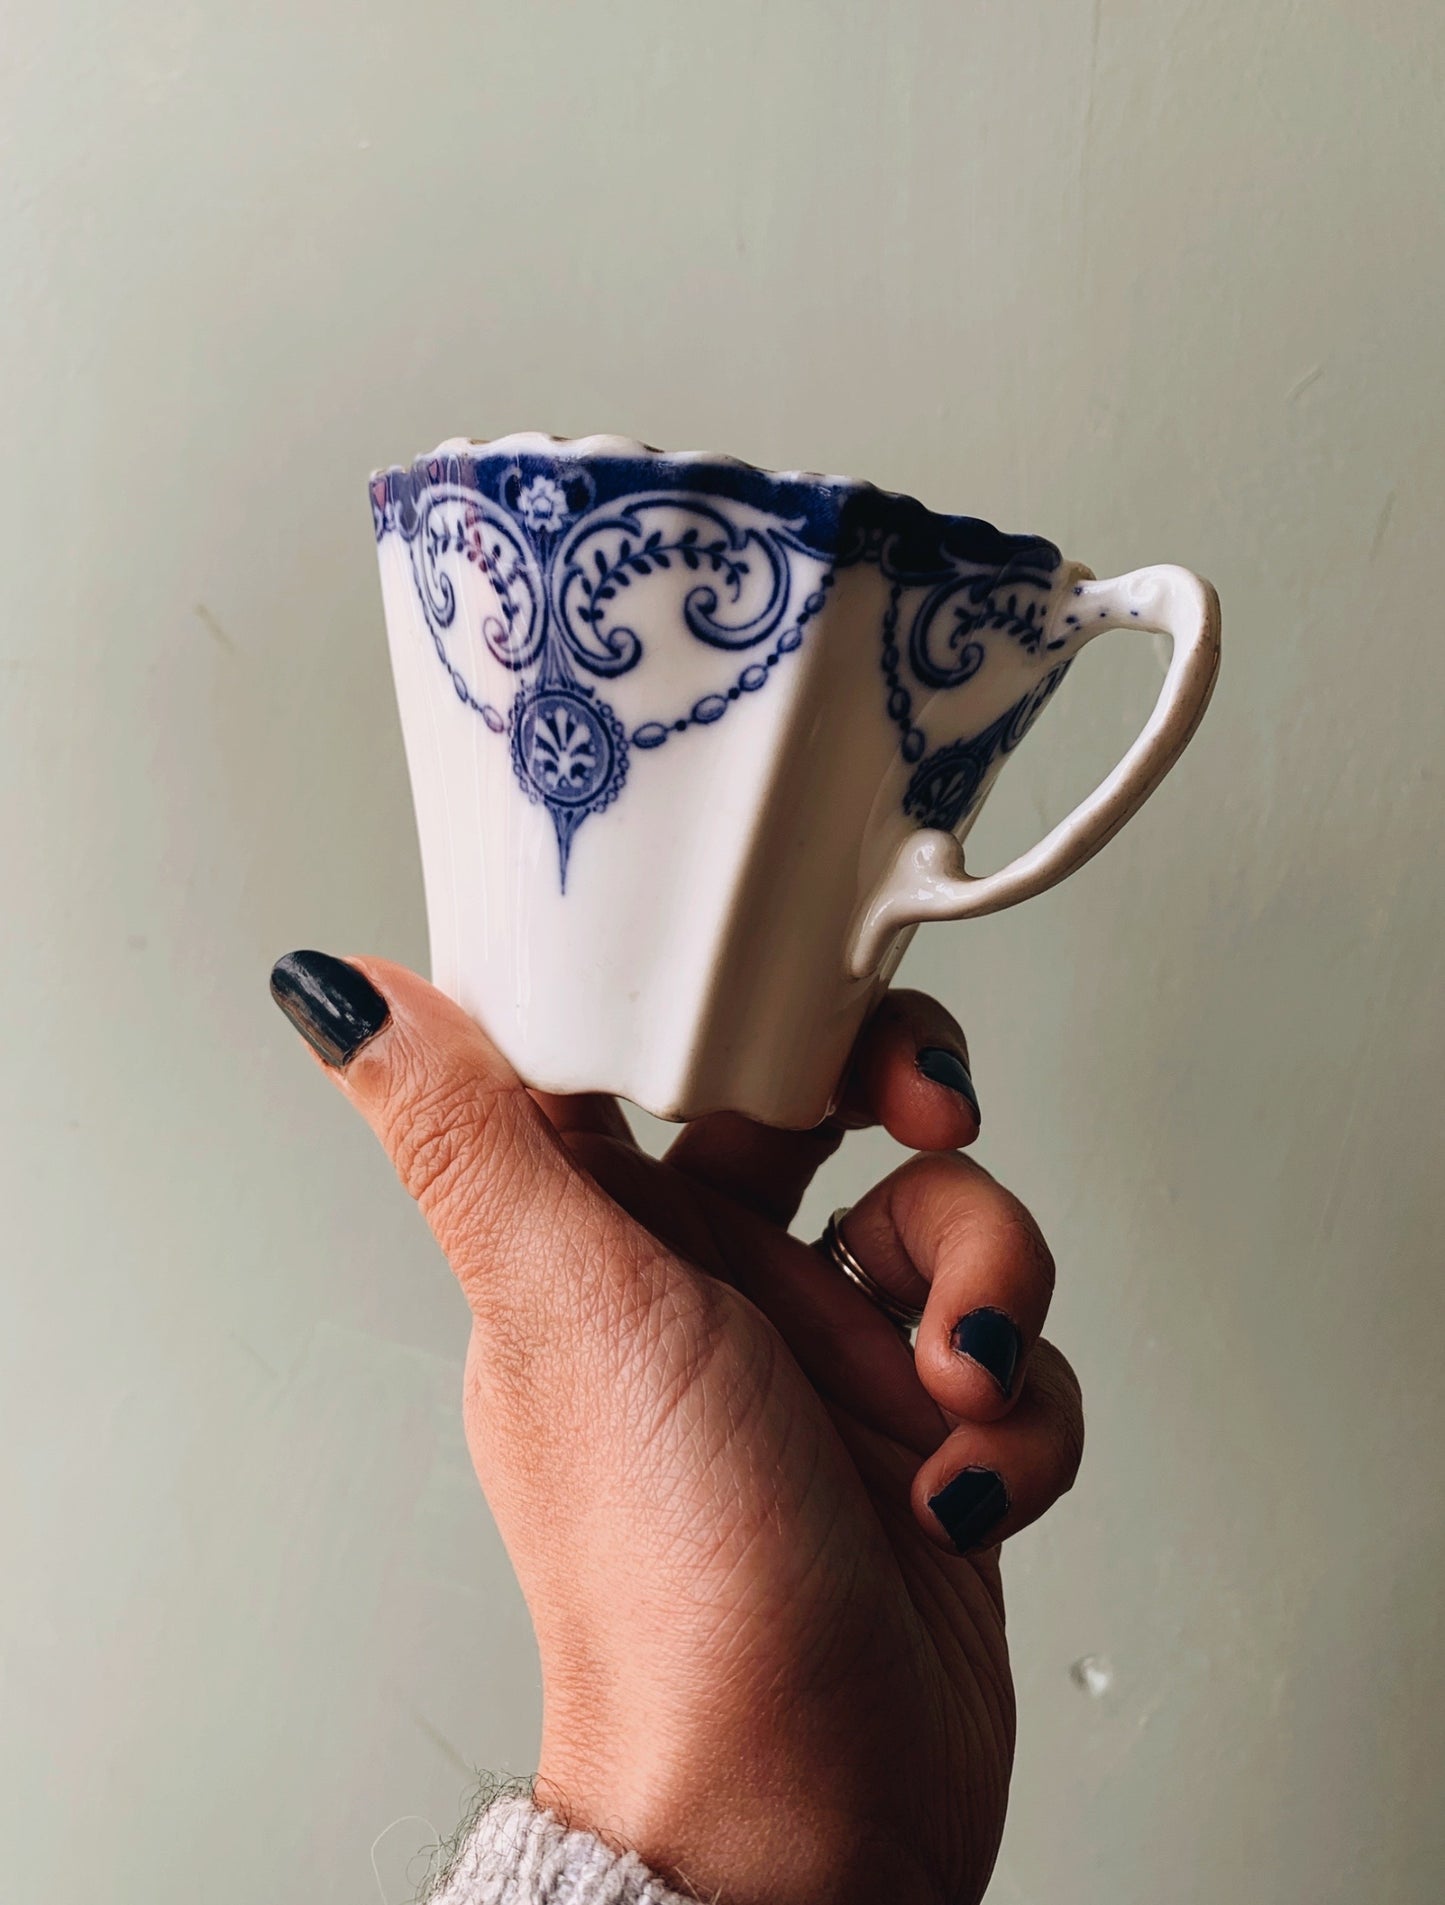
[1032,1341,1086,1489]
[894,1146,974,1211]
[872,987,923,1032]
[894,986,962,1034]
[927,1164,1054,1288]
[1057,1409,1086,1493]
[899,1153,1056,1292]
[989,1200,1056,1292]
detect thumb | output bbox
[268,950,671,1343]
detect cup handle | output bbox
[847,563,1221,978]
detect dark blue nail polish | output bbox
[270,950,390,1068]
[951,1308,1021,1397]
[916,1046,980,1122]
[927,1467,1009,1552]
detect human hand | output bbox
[271,951,1084,1905]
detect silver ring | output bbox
[817,1207,924,1336]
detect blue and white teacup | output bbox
[372,434,1219,1126]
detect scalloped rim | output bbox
[376,431,956,518]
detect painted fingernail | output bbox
[951,1308,1022,1398]
[915,1047,980,1122]
[270,950,390,1067]
[927,1467,1010,1553]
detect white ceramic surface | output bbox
[374,433,1219,1125]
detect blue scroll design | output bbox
[372,450,1066,885]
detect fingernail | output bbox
[270,950,390,1067]
[951,1308,1022,1398]
[927,1467,1010,1553]
[916,1047,980,1123]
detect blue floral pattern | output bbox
[372,448,1067,886]
[902,661,1072,831]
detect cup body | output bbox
[373,434,1087,1125]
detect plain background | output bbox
[3,3,1442,1900]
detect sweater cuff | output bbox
[426,1792,700,1905]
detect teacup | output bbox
[372,434,1219,1127]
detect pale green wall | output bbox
[2,4,1442,1901]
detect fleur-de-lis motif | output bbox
[373,449,1066,890]
[528,702,597,793]
[509,684,628,887]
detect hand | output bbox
[271,952,1084,1905]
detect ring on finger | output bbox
[816,1207,923,1340]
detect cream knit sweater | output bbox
[426,1794,699,1905]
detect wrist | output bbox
[537,1726,943,1905]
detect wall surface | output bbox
[2,4,1442,1901]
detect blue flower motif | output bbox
[514,474,571,536]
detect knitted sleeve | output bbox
[425,1792,702,1905]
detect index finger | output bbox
[832,988,981,1150]
[665,988,981,1226]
